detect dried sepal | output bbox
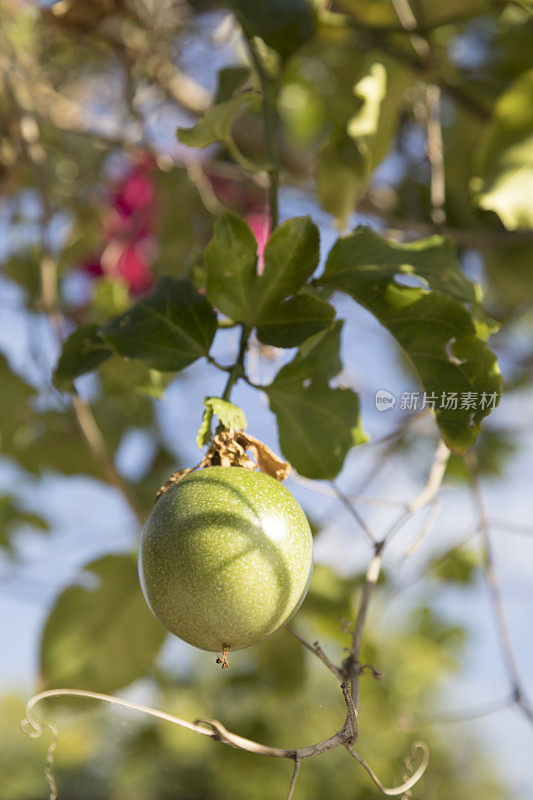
[236,432,291,481]
[154,430,290,503]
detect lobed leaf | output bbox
[205,212,329,346]
[256,293,335,347]
[319,228,503,453]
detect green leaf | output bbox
[102,277,217,372]
[196,407,214,449]
[53,324,113,391]
[261,215,320,303]
[205,211,258,322]
[0,495,49,553]
[177,93,260,171]
[256,293,335,347]
[475,69,533,230]
[197,397,247,448]
[266,322,366,478]
[205,212,320,331]
[40,554,166,693]
[318,228,503,453]
[226,0,315,59]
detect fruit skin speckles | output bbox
[138,466,313,652]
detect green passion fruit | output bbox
[138,466,313,653]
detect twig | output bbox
[465,452,533,727]
[381,440,450,547]
[71,397,144,520]
[490,518,533,537]
[399,498,441,562]
[286,758,301,800]
[418,693,514,725]
[290,474,405,507]
[285,625,345,681]
[21,684,375,766]
[345,741,429,796]
[221,325,251,401]
[343,440,449,707]
[24,684,424,800]
[215,22,280,403]
[330,482,378,545]
[341,681,359,742]
[424,83,446,226]
[346,545,384,708]
[380,525,478,611]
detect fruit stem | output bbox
[216,644,231,670]
[222,325,251,401]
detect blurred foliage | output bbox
[40,554,166,694]
[447,426,518,479]
[429,547,480,584]
[0,0,532,797]
[0,594,510,800]
[0,494,49,554]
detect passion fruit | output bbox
[138,466,313,653]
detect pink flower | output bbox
[81,255,103,277]
[245,209,271,273]
[116,244,153,295]
[112,169,155,217]
[79,151,156,296]
[104,207,153,242]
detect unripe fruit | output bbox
[139,466,313,652]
